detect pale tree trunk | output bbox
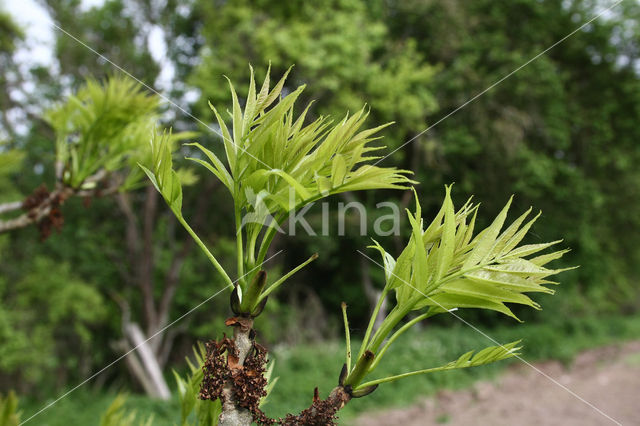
[122,322,171,399]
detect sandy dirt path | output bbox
[354,341,640,426]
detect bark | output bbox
[113,339,161,398]
[0,186,70,234]
[208,317,354,426]
[277,385,352,425]
[0,213,36,233]
[0,169,117,235]
[0,201,22,215]
[218,320,254,426]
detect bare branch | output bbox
[0,200,23,215]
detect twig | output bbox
[0,200,23,215]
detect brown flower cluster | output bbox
[200,336,271,424]
[200,333,352,425]
[22,184,65,240]
[279,386,351,426]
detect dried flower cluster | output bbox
[22,184,66,240]
[200,336,270,424]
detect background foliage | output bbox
[1,0,639,422]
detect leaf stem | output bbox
[256,213,285,267]
[234,199,245,288]
[368,311,435,372]
[356,288,389,362]
[341,302,352,372]
[366,302,414,354]
[356,364,454,389]
[177,215,233,289]
[258,253,319,301]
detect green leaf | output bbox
[369,240,397,284]
[355,341,521,389]
[209,101,236,171]
[529,249,572,267]
[407,190,429,296]
[388,238,414,291]
[504,241,563,259]
[466,269,555,294]
[418,293,521,321]
[439,279,540,309]
[331,154,347,186]
[485,258,557,277]
[268,169,312,201]
[185,142,234,192]
[433,185,456,285]
[489,207,533,258]
[462,197,513,269]
[225,76,245,151]
[244,65,257,127]
[498,211,541,256]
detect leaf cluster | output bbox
[99,395,153,426]
[0,391,20,426]
[45,76,162,190]
[341,186,570,391]
[142,67,413,312]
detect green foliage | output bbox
[0,145,25,202]
[197,66,412,212]
[143,68,413,313]
[45,76,161,190]
[172,343,221,426]
[356,341,521,389]
[15,314,640,424]
[378,0,640,313]
[0,11,24,54]
[264,314,640,420]
[0,255,106,390]
[100,395,153,426]
[190,0,438,143]
[342,187,568,391]
[46,0,160,83]
[3,0,640,421]
[0,391,20,426]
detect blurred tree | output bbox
[41,0,160,85]
[0,10,24,140]
[0,2,209,397]
[376,0,640,317]
[0,252,106,394]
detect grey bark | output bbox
[0,200,22,214]
[218,322,254,426]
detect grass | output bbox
[18,314,640,425]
